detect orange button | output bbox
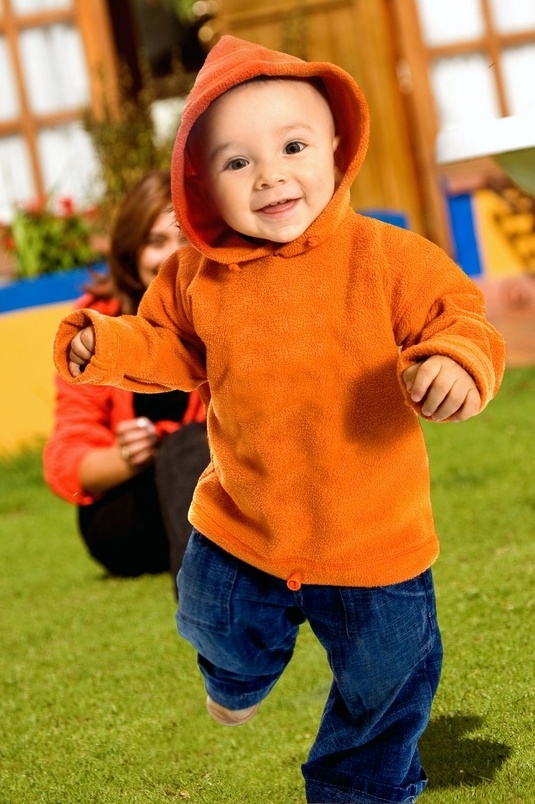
[287,572,302,591]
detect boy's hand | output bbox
[402,355,481,422]
[68,325,95,377]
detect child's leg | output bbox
[301,570,443,804]
[176,530,305,712]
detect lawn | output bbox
[0,366,533,803]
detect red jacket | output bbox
[43,294,205,505]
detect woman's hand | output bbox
[78,417,158,496]
[115,417,158,469]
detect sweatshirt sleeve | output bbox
[385,227,506,413]
[42,375,132,505]
[53,254,207,393]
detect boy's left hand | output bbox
[402,355,481,422]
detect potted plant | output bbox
[0,195,107,314]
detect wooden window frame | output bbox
[421,0,535,119]
[0,0,117,201]
[389,0,535,249]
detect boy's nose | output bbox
[255,161,287,189]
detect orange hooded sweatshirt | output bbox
[53,36,506,587]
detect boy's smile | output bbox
[256,198,300,219]
[194,79,340,244]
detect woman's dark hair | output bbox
[86,169,173,313]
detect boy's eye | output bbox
[225,157,248,171]
[284,141,305,155]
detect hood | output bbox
[171,35,370,264]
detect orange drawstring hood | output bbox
[171,35,370,266]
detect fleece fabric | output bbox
[44,294,205,506]
[53,36,506,587]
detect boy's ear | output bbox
[333,135,343,187]
[332,134,342,163]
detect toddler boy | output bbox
[55,36,506,804]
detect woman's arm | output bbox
[79,415,160,494]
[43,377,136,504]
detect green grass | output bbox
[1,367,533,803]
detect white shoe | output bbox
[206,696,261,726]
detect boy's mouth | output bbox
[257,198,299,217]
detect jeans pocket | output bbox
[337,570,439,696]
[177,529,237,635]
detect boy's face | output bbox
[194,79,340,243]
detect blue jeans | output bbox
[177,530,443,803]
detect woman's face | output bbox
[137,208,183,289]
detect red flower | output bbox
[59,196,75,216]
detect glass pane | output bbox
[502,45,535,115]
[0,136,35,221]
[0,37,19,121]
[12,0,71,13]
[37,122,103,208]
[415,0,484,46]
[489,0,535,33]
[19,24,89,115]
[431,54,500,129]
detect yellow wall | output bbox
[472,189,535,279]
[0,302,72,455]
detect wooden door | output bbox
[218,0,427,235]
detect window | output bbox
[414,0,535,128]
[0,0,115,220]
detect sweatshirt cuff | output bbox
[53,308,120,385]
[397,338,499,417]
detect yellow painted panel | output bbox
[472,190,529,279]
[0,303,72,455]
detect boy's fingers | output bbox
[450,387,481,422]
[402,364,418,390]
[68,360,82,378]
[65,326,95,377]
[404,359,440,402]
[403,356,480,421]
[425,391,459,420]
[421,373,462,416]
[425,383,480,422]
[80,326,96,353]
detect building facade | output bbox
[1,0,534,261]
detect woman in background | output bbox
[43,170,209,589]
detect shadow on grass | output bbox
[421,714,511,789]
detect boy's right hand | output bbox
[68,325,95,377]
